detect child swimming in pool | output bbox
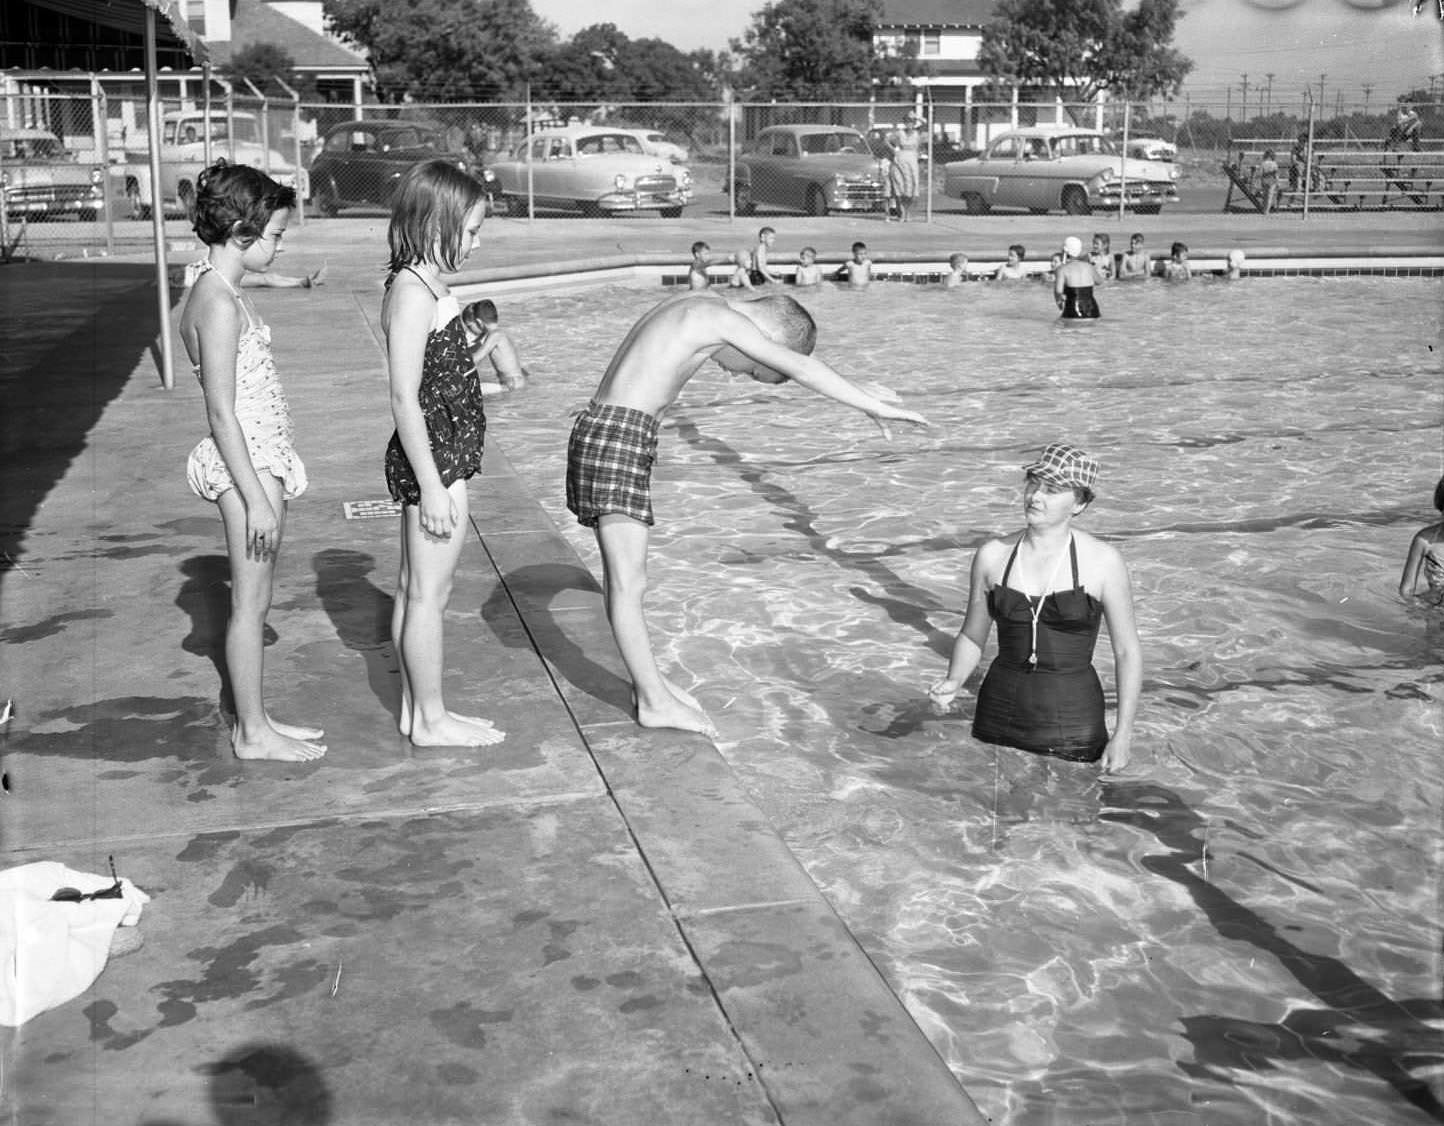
[1399,475,1444,600]
[943,253,969,288]
[993,244,1026,281]
[1117,233,1149,280]
[728,247,756,290]
[837,241,873,288]
[687,241,712,290]
[461,299,530,396]
[1163,242,1191,281]
[793,246,823,286]
[566,291,930,737]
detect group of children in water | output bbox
[180,155,1437,762]
[688,227,1247,298]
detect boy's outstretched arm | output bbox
[747,343,930,438]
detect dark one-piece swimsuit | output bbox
[1061,284,1100,320]
[971,535,1109,762]
[383,266,487,505]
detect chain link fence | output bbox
[5,84,1441,258]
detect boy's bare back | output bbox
[592,292,765,415]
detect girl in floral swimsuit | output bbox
[178,161,325,762]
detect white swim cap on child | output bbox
[1227,249,1246,267]
[1062,236,1083,258]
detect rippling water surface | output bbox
[478,274,1443,1124]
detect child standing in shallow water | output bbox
[178,161,325,762]
[1399,476,1444,600]
[382,159,507,748]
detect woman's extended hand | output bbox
[927,679,963,712]
[1100,733,1134,774]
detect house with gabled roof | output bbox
[195,0,369,107]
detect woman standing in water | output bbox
[928,443,1141,772]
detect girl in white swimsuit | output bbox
[177,161,326,763]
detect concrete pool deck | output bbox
[1,211,1439,1125]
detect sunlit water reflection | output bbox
[478,274,1444,1124]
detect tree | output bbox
[224,42,315,98]
[977,0,1192,107]
[730,0,922,102]
[323,0,556,101]
[545,24,718,103]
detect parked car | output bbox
[630,129,689,164]
[1,126,128,222]
[488,126,692,217]
[730,124,888,216]
[942,126,1180,215]
[1122,135,1178,162]
[310,120,488,216]
[120,110,300,219]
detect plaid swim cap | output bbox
[1023,443,1098,491]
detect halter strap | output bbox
[1002,534,1077,670]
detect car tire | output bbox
[316,181,341,218]
[658,206,683,218]
[960,192,990,215]
[1134,204,1162,215]
[733,182,756,216]
[805,185,828,216]
[125,181,147,220]
[1062,186,1090,215]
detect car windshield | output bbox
[174,118,260,145]
[1053,133,1118,157]
[2,136,66,160]
[575,133,646,156]
[800,132,866,155]
[383,129,440,151]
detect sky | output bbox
[526,0,1444,106]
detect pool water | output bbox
[478,275,1444,1125]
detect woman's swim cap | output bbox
[1062,236,1083,258]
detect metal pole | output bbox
[144,7,176,390]
[1118,98,1129,224]
[243,77,270,173]
[525,82,534,223]
[727,89,736,222]
[203,69,214,168]
[274,75,304,226]
[925,93,933,223]
[94,79,114,256]
[1302,97,1314,222]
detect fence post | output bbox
[924,95,934,224]
[524,83,534,223]
[1118,99,1130,224]
[243,78,271,173]
[727,90,736,223]
[95,83,115,256]
[274,75,304,226]
[1303,99,1314,221]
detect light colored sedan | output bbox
[489,126,692,217]
[730,124,889,216]
[943,126,1179,215]
[1,126,126,221]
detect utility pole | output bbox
[1225,82,1231,121]
[1318,73,1327,117]
[1241,73,1249,122]
[1265,73,1274,118]
[1363,83,1372,117]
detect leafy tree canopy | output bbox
[978,0,1192,105]
[545,24,718,102]
[323,0,556,101]
[224,42,316,98]
[730,0,922,101]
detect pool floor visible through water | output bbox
[474,275,1444,1125]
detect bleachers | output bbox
[1222,140,1444,212]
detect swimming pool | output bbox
[478,275,1443,1124]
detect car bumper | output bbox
[826,184,887,211]
[1091,182,1179,207]
[2,187,106,216]
[596,188,692,212]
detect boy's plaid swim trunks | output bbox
[566,400,661,528]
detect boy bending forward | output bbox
[566,292,929,737]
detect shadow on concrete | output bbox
[139,1041,333,1125]
[310,547,398,722]
[0,262,172,600]
[482,560,631,712]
